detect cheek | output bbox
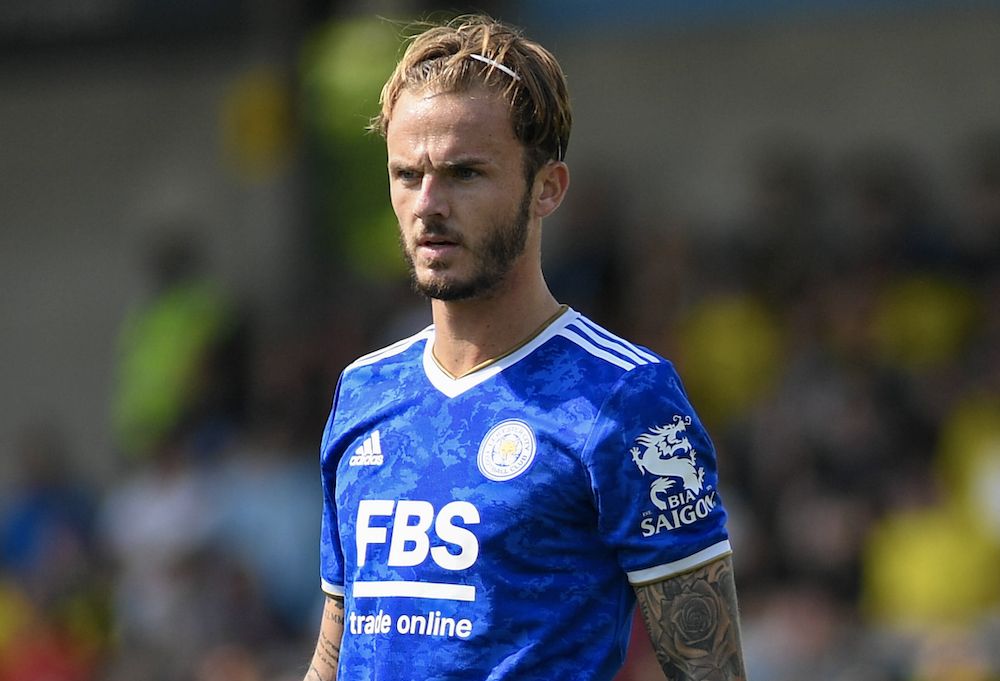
[389,188,410,221]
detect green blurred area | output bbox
[299,16,407,283]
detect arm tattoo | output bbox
[305,596,345,681]
[316,630,341,669]
[318,598,345,666]
[634,556,748,681]
[327,597,346,627]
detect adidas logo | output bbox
[349,430,384,466]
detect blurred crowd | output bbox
[2,126,999,681]
[560,132,1000,681]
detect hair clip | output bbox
[468,53,521,81]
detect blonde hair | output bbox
[370,14,572,178]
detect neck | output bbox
[429,272,561,378]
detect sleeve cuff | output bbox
[625,539,732,585]
[321,578,346,597]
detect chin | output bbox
[416,273,506,302]
[415,279,469,301]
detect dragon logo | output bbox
[630,415,705,511]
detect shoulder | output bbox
[554,310,667,374]
[528,312,690,428]
[556,316,704,439]
[343,325,434,375]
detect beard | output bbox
[401,188,532,301]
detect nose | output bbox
[413,174,450,221]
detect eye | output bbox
[452,166,479,181]
[393,167,421,184]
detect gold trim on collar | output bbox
[432,304,570,379]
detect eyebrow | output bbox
[441,156,490,169]
[442,153,489,166]
[389,156,492,172]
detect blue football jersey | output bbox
[319,308,731,681]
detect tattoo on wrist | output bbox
[317,631,341,667]
[308,597,345,681]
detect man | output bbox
[305,14,748,681]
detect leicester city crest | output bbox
[477,419,536,481]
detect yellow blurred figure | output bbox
[863,396,1000,630]
[937,396,1000,540]
[220,65,295,183]
[863,504,1000,629]
[0,580,32,655]
[677,294,781,427]
[870,274,978,371]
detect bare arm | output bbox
[633,555,748,681]
[304,595,345,681]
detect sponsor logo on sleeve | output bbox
[630,415,718,537]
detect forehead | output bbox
[386,86,522,162]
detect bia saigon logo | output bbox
[477,420,536,481]
[630,415,717,537]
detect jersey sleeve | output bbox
[585,361,731,585]
[319,378,346,597]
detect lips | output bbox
[415,228,462,257]
[419,235,458,247]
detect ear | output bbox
[532,161,570,220]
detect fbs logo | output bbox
[355,499,480,571]
[350,430,384,466]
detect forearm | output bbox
[634,554,748,681]
[305,595,345,681]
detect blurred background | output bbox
[2,1,999,679]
